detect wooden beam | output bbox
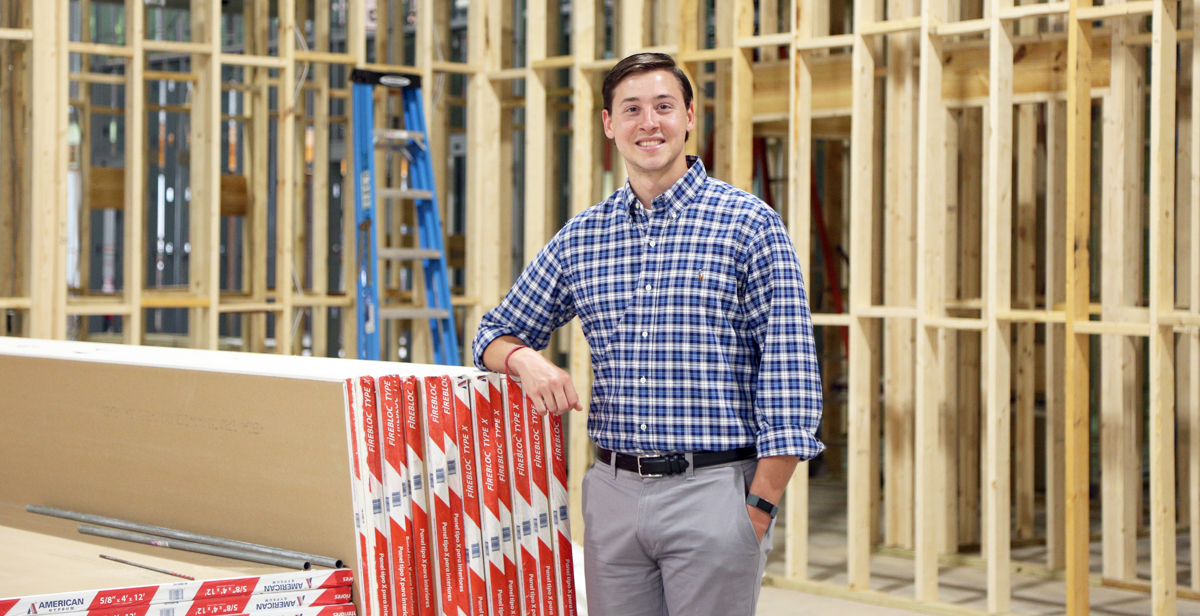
[1192,0,1200,591]
[785,0,814,582]
[1064,0,1095,610]
[957,106,983,550]
[1147,0,1179,611]
[189,0,221,350]
[913,0,947,601]
[1177,0,1193,549]
[1013,103,1037,544]
[310,0,331,358]
[1044,98,1068,571]
[848,0,880,592]
[275,0,296,355]
[883,0,917,552]
[247,0,269,353]
[29,0,66,340]
[1099,4,1142,580]
[982,0,1015,610]
[124,0,145,344]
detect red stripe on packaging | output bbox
[439,378,469,616]
[356,377,394,616]
[453,376,489,616]
[423,376,458,616]
[471,376,510,616]
[504,377,541,616]
[487,374,520,616]
[525,395,558,616]
[402,376,436,616]
[343,380,375,616]
[548,414,578,616]
[379,375,417,616]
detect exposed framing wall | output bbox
[5,0,1199,613]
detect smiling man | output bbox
[472,53,823,616]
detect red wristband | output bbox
[504,345,528,375]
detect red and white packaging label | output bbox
[548,414,579,616]
[423,376,458,616]
[525,393,558,616]
[402,376,437,616]
[378,374,417,616]
[486,374,519,616]
[0,569,356,616]
[471,376,510,616]
[504,376,542,616]
[355,376,394,616]
[439,378,469,616]
[343,379,376,616]
[79,587,354,616]
[452,376,488,616]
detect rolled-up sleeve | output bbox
[472,236,577,371]
[741,217,825,460]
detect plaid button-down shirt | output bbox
[473,157,823,459]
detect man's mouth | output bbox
[638,139,665,147]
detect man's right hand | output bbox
[481,336,584,416]
[507,348,583,416]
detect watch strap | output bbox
[745,493,779,519]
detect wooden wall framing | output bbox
[5,0,1200,613]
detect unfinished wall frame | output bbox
[7,0,1200,614]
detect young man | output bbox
[472,53,823,615]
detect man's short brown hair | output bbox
[601,52,694,113]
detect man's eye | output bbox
[625,107,638,114]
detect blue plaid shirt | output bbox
[473,157,823,460]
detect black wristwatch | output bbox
[745,494,779,519]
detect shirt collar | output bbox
[620,155,707,218]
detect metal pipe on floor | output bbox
[27,505,342,568]
[79,525,311,570]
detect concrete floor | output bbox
[574,479,1200,615]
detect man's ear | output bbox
[686,102,696,133]
[602,109,614,139]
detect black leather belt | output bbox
[596,446,757,477]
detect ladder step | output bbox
[373,128,426,146]
[378,247,443,260]
[379,307,451,320]
[378,187,434,201]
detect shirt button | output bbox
[645,284,651,291]
[649,241,655,247]
[642,331,648,338]
[672,213,678,219]
[640,423,648,431]
[640,377,647,384]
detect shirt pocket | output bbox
[688,254,740,319]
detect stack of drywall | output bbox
[0,570,356,616]
[344,373,578,616]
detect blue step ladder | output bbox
[350,69,459,365]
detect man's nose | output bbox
[638,109,658,129]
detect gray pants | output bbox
[582,456,775,616]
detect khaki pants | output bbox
[582,456,775,616]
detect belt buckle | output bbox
[636,455,664,478]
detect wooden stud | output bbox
[29,0,66,340]
[275,0,296,355]
[982,0,1015,609]
[1193,0,1200,591]
[466,0,503,343]
[847,0,880,591]
[1013,103,1037,543]
[883,0,917,552]
[957,106,983,549]
[248,0,270,353]
[1100,6,1142,580]
[785,0,814,582]
[525,0,550,275]
[1176,0,1193,536]
[913,0,947,601]
[1064,0,1094,609]
[125,0,145,344]
[189,0,221,351]
[1044,98,1068,571]
[1147,0,1178,611]
[311,0,331,358]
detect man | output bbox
[472,52,823,616]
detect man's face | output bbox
[602,69,696,181]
